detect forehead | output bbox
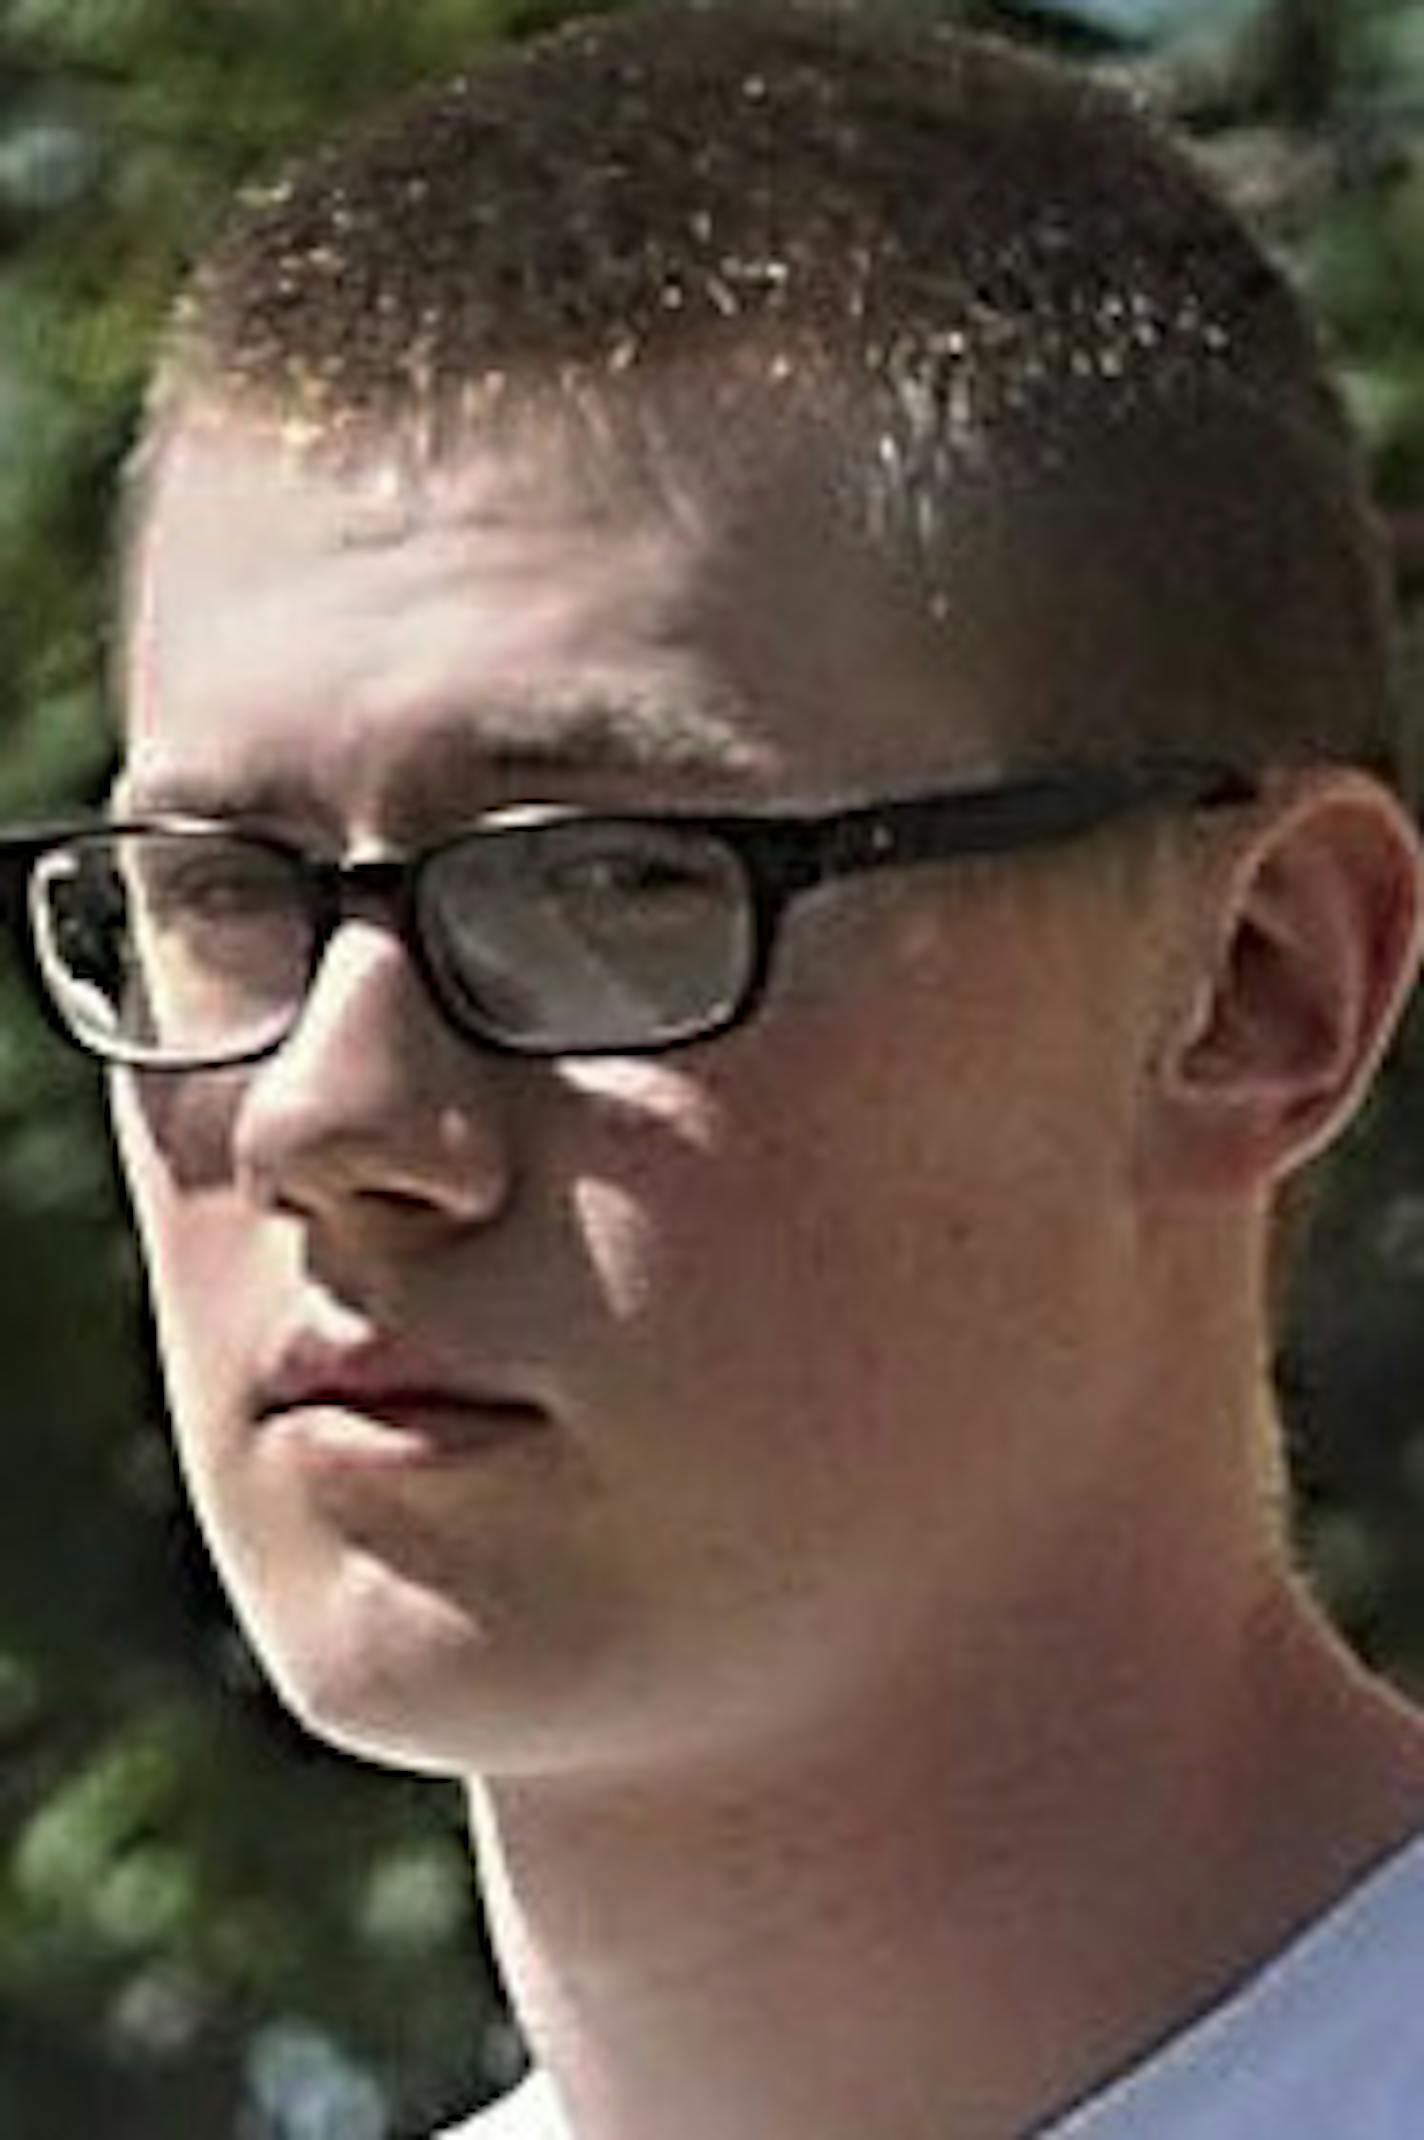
[122,411,1004,830]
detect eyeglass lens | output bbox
[27,821,758,1064]
[31,832,313,1063]
[420,818,755,1051]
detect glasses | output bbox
[0,758,1255,1070]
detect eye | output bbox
[137,841,294,926]
[547,846,714,901]
[539,838,734,940]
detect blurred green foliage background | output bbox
[1,0,1423,2132]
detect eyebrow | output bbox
[114,688,776,823]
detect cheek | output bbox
[554,1031,954,1470]
[109,1071,265,1437]
[555,939,1137,1466]
[109,1077,382,1719]
[544,1043,1079,1739]
[567,1175,661,1323]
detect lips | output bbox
[253,1330,550,1463]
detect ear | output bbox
[1152,771,1424,1194]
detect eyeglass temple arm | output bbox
[752,761,1260,892]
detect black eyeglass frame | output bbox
[0,757,1257,1069]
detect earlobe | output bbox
[1156,772,1424,1193]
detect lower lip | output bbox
[264,1396,550,1477]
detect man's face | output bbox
[115,410,1172,1781]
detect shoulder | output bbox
[434,2074,563,2140]
[1052,1830,1424,2137]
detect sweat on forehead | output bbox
[133,1,1398,781]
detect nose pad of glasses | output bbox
[418,885,648,1051]
[434,947,547,1045]
[412,899,550,1049]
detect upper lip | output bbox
[254,1331,547,1423]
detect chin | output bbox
[230,1550,502,1776]
[228,1546,636,1783]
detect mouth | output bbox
[254,1336,553,1473]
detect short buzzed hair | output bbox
[140,1,1400,784]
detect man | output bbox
[11,4,1424,2134]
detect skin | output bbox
[117,407,1424,2139]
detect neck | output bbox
[469,1477,1424,2140]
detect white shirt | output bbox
[439,1833,1424,2139]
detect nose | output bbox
[231,917,515,1232]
